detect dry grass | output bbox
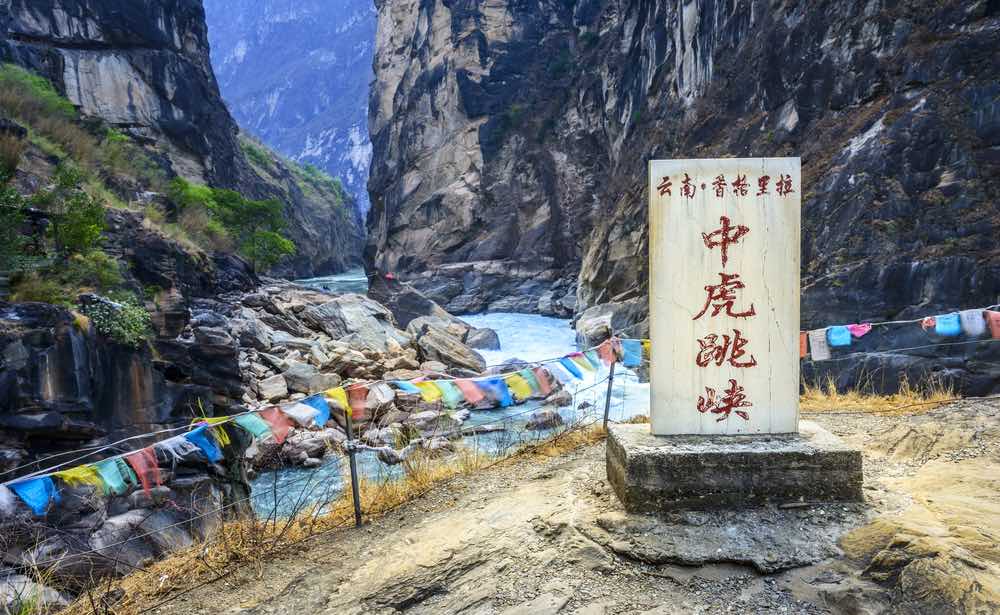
[801,375,956,416]
[61,423,605,615]
[0,132,26,177]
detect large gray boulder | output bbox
[255,374,288,401]
[574,298,648,348]
[409,321,486,373]
[300,294,410,352]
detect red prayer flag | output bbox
[347,385,368,420]
[532,367,553,396]
[259,406,294,444]
[597,340,616,365]
[455,379,486,405]
[987,311,1000,340]
[125,447,161,494]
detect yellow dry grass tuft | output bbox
[800,375,955,416]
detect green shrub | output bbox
[32,164,106,255]
[100,129,165,189]
[79,295,152,347]
[0,183,26,270]
[241,140,274,172]
[62,251,123,292]
[11,274,71,305]
[168,177,217,211]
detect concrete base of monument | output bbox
[606,421,863,513]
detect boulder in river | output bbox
[409,320,486,372]
[526,408,565,431]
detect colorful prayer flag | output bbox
[95,458,136,496]
[503,373,533,402]
[435,381,465,408]
[125,447,161,494]
[54,465,106,495]
[558,357,583,379]
[302,395,332,427]
[414,381,443,403]
[621,340,642,367]
[532,367,554,396]
[184,425,224,462]
[391,381,422,394]
[455,379,486,405]
[477,377,513,407]
[324,387,349,412]
[10,477,59,516]
[347,385,369,420]
[259,406,294,444]
[234,413,272,439]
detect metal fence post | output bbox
[344,410,363,527]
[603,358,616,431]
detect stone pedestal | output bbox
[607,421,862,512]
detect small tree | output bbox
[33,164,105,255]
[0,176,26,270]
[211,190,295,271]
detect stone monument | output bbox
[607,157,863,512]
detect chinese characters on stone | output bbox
[654,172,796,422]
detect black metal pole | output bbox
[603,359,616,431]
[344,410,363,527]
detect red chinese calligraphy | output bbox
[656,176,672,196]
[701,216,749,268]
[756,175,770,195]
[695,329,758,368]
[697,379,752,422]
[775,174,794,196]
[681,173,696,199]
[731,174,749,196]
[692,272,757,320]
[711,174,726,198]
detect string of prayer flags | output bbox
[847,323,872,338]
[414,381,443,403]
[184,425,224,463]
[935,313,961,337]
[987,311,1000,339]
[435,380,465,408]
[827,326,852,347]
[54,465,106,495]
[282,402,321,428]
[960,310,987,337]
[10,476,59,516]
[159,434,205,465]
[622,339,643,367]
[95,458,136,496]
[259,406,294,444]
[477,377,513,407]
[391,381,422,395]
[503,373,533,402]
[324,387,349,412]
[807,329,831,361]
[455,379,486,405]
[125,448,161,494]
[347,385,369,420]
[799,332,808,359]
[532,367,554,396]
[558,357,584,379]
[302,395,332,427]
[584,350,602,370]
[234,413,272,439]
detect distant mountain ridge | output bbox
[204,0,375,222]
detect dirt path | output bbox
[150,400,1000,615]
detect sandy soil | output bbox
[148,399,1000,615]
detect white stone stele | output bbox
[648,157,801,436]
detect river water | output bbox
[250,270,649,516]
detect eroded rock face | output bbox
[367,0,1000,323]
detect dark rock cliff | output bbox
[0,0,364,277]
[367,0,1000,324]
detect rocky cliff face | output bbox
[204,0,376,221]
[367,0,1000,323]
[0,0,364,277]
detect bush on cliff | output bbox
[78,294,152,348]
[31,164,106,255]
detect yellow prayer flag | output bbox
[503,373,533,401]
[571,355,595,373]
[54,465,106,494]
[325,387,349,411]
[191,417,232,446]
[414,381,443,403]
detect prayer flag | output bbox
[799,332,808,359]
[435,381,465,408]
[182,427,224,463]
[532,367,554,396]
[558,357,583,379]
[302,395,332,427]
[347,385,368,420]
[807,329,831,361]
[259,406,294,444]
[10,477,59,516]
[935,313,961,337]
[414,381,443,403]
[54,465,106,495]
[503,373,533,402]
[621,340,642,367]
[518,369,542,396]
[477,377,513,407]
[987,311,1000,340]
[191,417,231,446]
[826,326,851,347]
[324,387,349,412]
[960,310,987,337]
[95,458,136,496]
[584,350,602,369]
[847,323,872,338]
[455,379,486,405]
[234,413,272,439]
[597,340,616,365]
[282,402,321,428]
[125,447,161,494]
